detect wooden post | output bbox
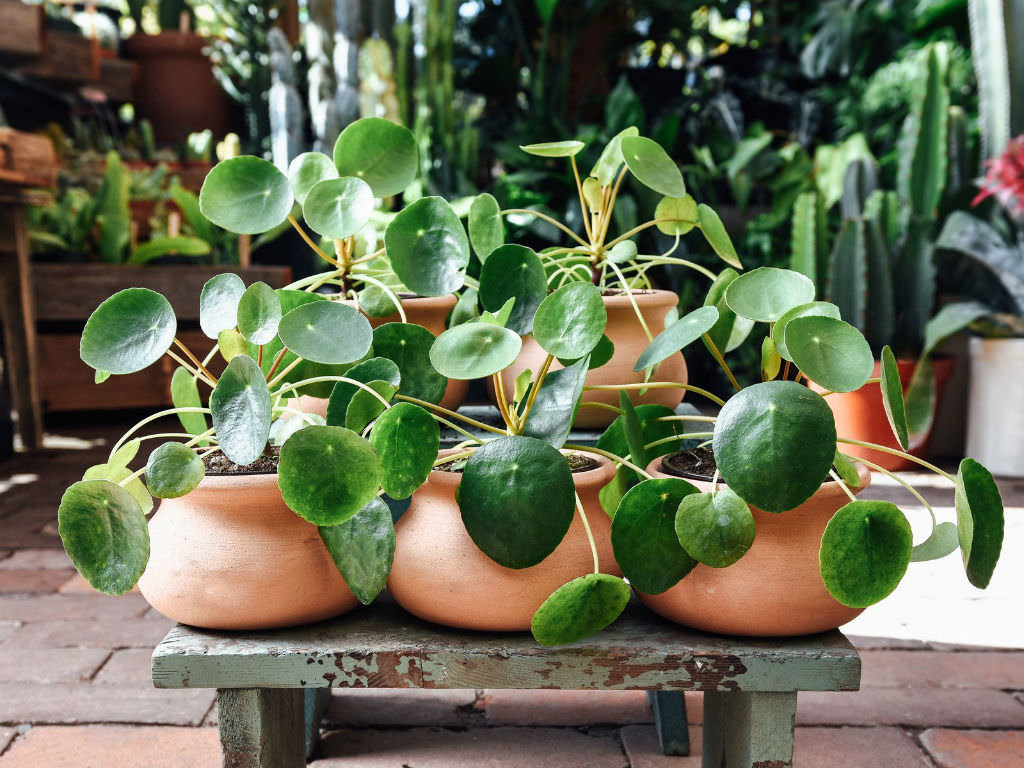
[648,690,690,756]
[218,688,306,768]
[702,690,798,768]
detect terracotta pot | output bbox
[137,473,358,630]
[814,357,954,471]
[492,290,687,428]
[635,456,871,636]
[387,449,620,631]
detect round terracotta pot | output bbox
[387,449,620,631]
[813,357,954,471]
[636,456,871,636]
[492,290,687,428]
[137,473,358,630]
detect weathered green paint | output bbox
[703,690,798,768]
[218,688,304,768]
[303,689,330,760]
[648,690,690,756]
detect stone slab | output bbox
[0,647,109,683]
[312,726,627,767]
[921,728,1024,768]
[861,650,1024,689]
[797,688,1024,728]
[794,726,931,767]
[0,593,148,621]
[93,649,153,685]
[0,725,220,767]
[480,689,652,726]
[0,623,18,644]
[0,549,72,569]
[0,728,13,755]
[325,689,480,728]
[848,635,932,651]
[4,617,173,649]
[0,569,73,593]
[620,724,701,767]
[0,683,215,726]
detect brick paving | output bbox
[0,419,1021,766]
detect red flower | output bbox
[973,136,1024,214]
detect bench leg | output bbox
[647,691,690,755]
[218,688,306,768]
[303,689,331,759]
[702,690,797,768]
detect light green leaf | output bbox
[333,117,418,197]
[911,521,959,562]
[880,346,909,450]
[80,289,176,375]
[634,306,718,371]
[287,151,338,206]
[278,300,373,365]
[519,140,585,157]
[385,197,469,296]
[429,323,521,380]
[209,355,272,466]
[236,281,282,346]
[302,177,375,239]
[773,301,842,362]
[620,136,686,197]
[199,156,294,234]
[468,193,503,261]
[530,573,631,645]
[725,267,815,324]
[785,315,874,393]
[654,195,698,236]
[170,367,207,438]
[675,488,755,568]
[533,282,607,359]
[697,204,742,269]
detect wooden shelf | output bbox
[0,0,45,62]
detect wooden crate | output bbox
[96,57,134,102]
[0,0,45,61]
[0,127,57,189]
[17,29,96,85]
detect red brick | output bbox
[921,728,1024,768]
[798,688,1024,728]
[794,726,931,767]
[0,569,73,593]
[861,651,1024,689]
[0,683,214,726]
[0,549,72,570]
[3,617,173,649]
[479,689,652,726]
[620,724,701,767]
[93,649,153,685]
[0,593,149,621]
[0,647,109,683]
[314,726,627,767]
[0,725,220,767]
[323,689,479,728]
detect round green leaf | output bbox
[345,380,398,433]
[278,425,382,525]
[469,193,504,261]
[773,301,841,362]
[591,126,639,186]
[318,497,395,605]
[237,281,282,345]
[373,323,447,404]
[278,300,373,365]
[606,240,638,264]
[713,381,836,513]
[820,500,913,607]
[199,273,245,339]
[80,288,176,375]
[288,151,338,206]
[145,442,205,499]
[326,357,401,427]
[199,156,294,234]
[911,521,959,562]
[459,436,574,568]
[724,267,816,323]
[654,195,698,236]
[533,282,607,359]
[57,479,149,595]
[697,204,742,269]
[333,117,418,197]
[369,402,440,499]
[385,196,470,296]
[210,355,272,466]
[880,345,909,450]
[611,478,700,593]
[519,140,585,158]
[620,136,686,197]
[785,315,873,393]
[530,573,631,646]
[430,323,521,380]
[955,458,1004,588]
[217,329,248,363]
[634,306,718,371]
[302,177,374,239]
[82,461,152,516]
[479,244,547,335]
[675,488,755,568]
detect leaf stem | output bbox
[702,333,741,392]
[607,262,652,341]
[267,356,304,389]
[502,209,589,247]
[829,469,858,503]
[638,255,718,281]
[583,381,726,407]
[288,214,334,264]
[840,452,937,524]
[274,376,393,411]
[564,443,652,479]
[394,395,507,435]
[493,373,514,432]
[166,349,216,388]
[110,408,212,458]
[835,438,956,482]
[264,347,289,383]
[574,490,600,574]
[356,274,408,323]
[516,354,555,431]
[570,155,594,243]
[655,415,718,423]
[645,433,713,450]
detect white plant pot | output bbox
[966,337,1024,477]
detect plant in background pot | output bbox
[471,129,742,427]
[56,275,402,630]
[607,266,1005,637]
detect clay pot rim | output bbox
[429,446,615,488]
[599,288,678,309]
[122,31,208,56]
[187,472,280,491]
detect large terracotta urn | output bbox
[138,473,358,630]
[636,456,872,636]
[493,290,686,428]
[387,450,619,631]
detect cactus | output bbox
[95,152,131,264]
[968,0,1024,164]
[158,0,186,32]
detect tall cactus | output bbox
[968,0,1024,163]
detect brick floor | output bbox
[619,724,701,768]
[0,683,215,726]
[0,647,109,684]
[0,593,148,622]
[794,726,932,767]
[0,729,14,755]
[921,728,1024,768]
[798,688,1024,728]
[0,725,220,767]
[0,569,73,593]
[3,617,174,649]
[0,549,72,570]
[91,649,153,685]
[861,650,1024,689]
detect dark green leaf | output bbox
[880,346,909,450]
[319,497,395,604]
[955,458,1004,588]
[333,117,418,197]
[373,323,447,404]
[237,281,282,346]
[621,136,686,197]
[530,573,631,645]
[144,442,204,499]
[199,156,294,234]
[278,300,373,364]
[635,306,718,371]
[345,381,398,433]
[833,451,861,488]
[430,323,521,379]
[199,273,245,339]
[210,355,272,466]
[326,357,401,427]
[479,244,547,334]
[385,197,469,296]
[523,357,589,448]
[80,288,176,375]
[369,402,439,499]
[469,193,504,261]
[904,359,936,439]
[772,301,841,362]
[171,367,207,438]
[921,301,989,358]
[785,315,873,393]
[533,282,607,359]
[619,391,648,472]
[675,488,755,567]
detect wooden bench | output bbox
[151,597,861,768]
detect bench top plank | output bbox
[152,599,860,693]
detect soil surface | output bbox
[659,446,717,481]
[203,445,280,475]
[436,452,600,474]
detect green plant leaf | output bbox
[619,391,648,472]
[675,488,755,568]
[596,403,683,488]
[620,136,686,197]
[237,281,282,346]
[319,497,395,605]
[199,273,245,340]
[333,117,418,197]
[591,126,639,186]
[530,573,631,645]
[955,458,1004,588]
[278,299,373,365]
[702,268,741,354]
[713,381,836,513]
[278,425,382,525]
[170,366,207,438]
[519,140,585,157]
[459,436,574,568]
[429,323,521,380]
[725,267,815,323]
[345,380,398,433]
[534,0,559,23]
[287,151,338,206]
[302,177,375,239]
[369,402,439,499]
[128,235,211,265]
[80,288,176,375]
[523,356,589,448]
[95,370,111,384]
[513,369,532,405]
[772,301,841,362]
[108,440,139,470]
[199,156,294,234]
[144,442,204,499]
[654,195,698,235]
[468,192,503,261]
[209,355,272,466]
[880,346,909,450]
[533,282,607,359]
[385,196,469,296]
[697,204,742,269]
[785,315,873,393]
[761,337,781,380]
[269,411,324,446]
[478,244,547,335]
[373,323,447,404]
[921,300,989,358]
[606,240,637,264]
[911,521,959,562]
[82,461,152,516]
[57,479,149,595]
[610,478,699,593]
[820,500,913,607]
[833,451,860,488]
[904,359,936,439]
[325,357,401,427]
[479,297,516,328]
[634,306,717,371]
[217,329,248,362]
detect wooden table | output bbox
[152,597,861,768]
